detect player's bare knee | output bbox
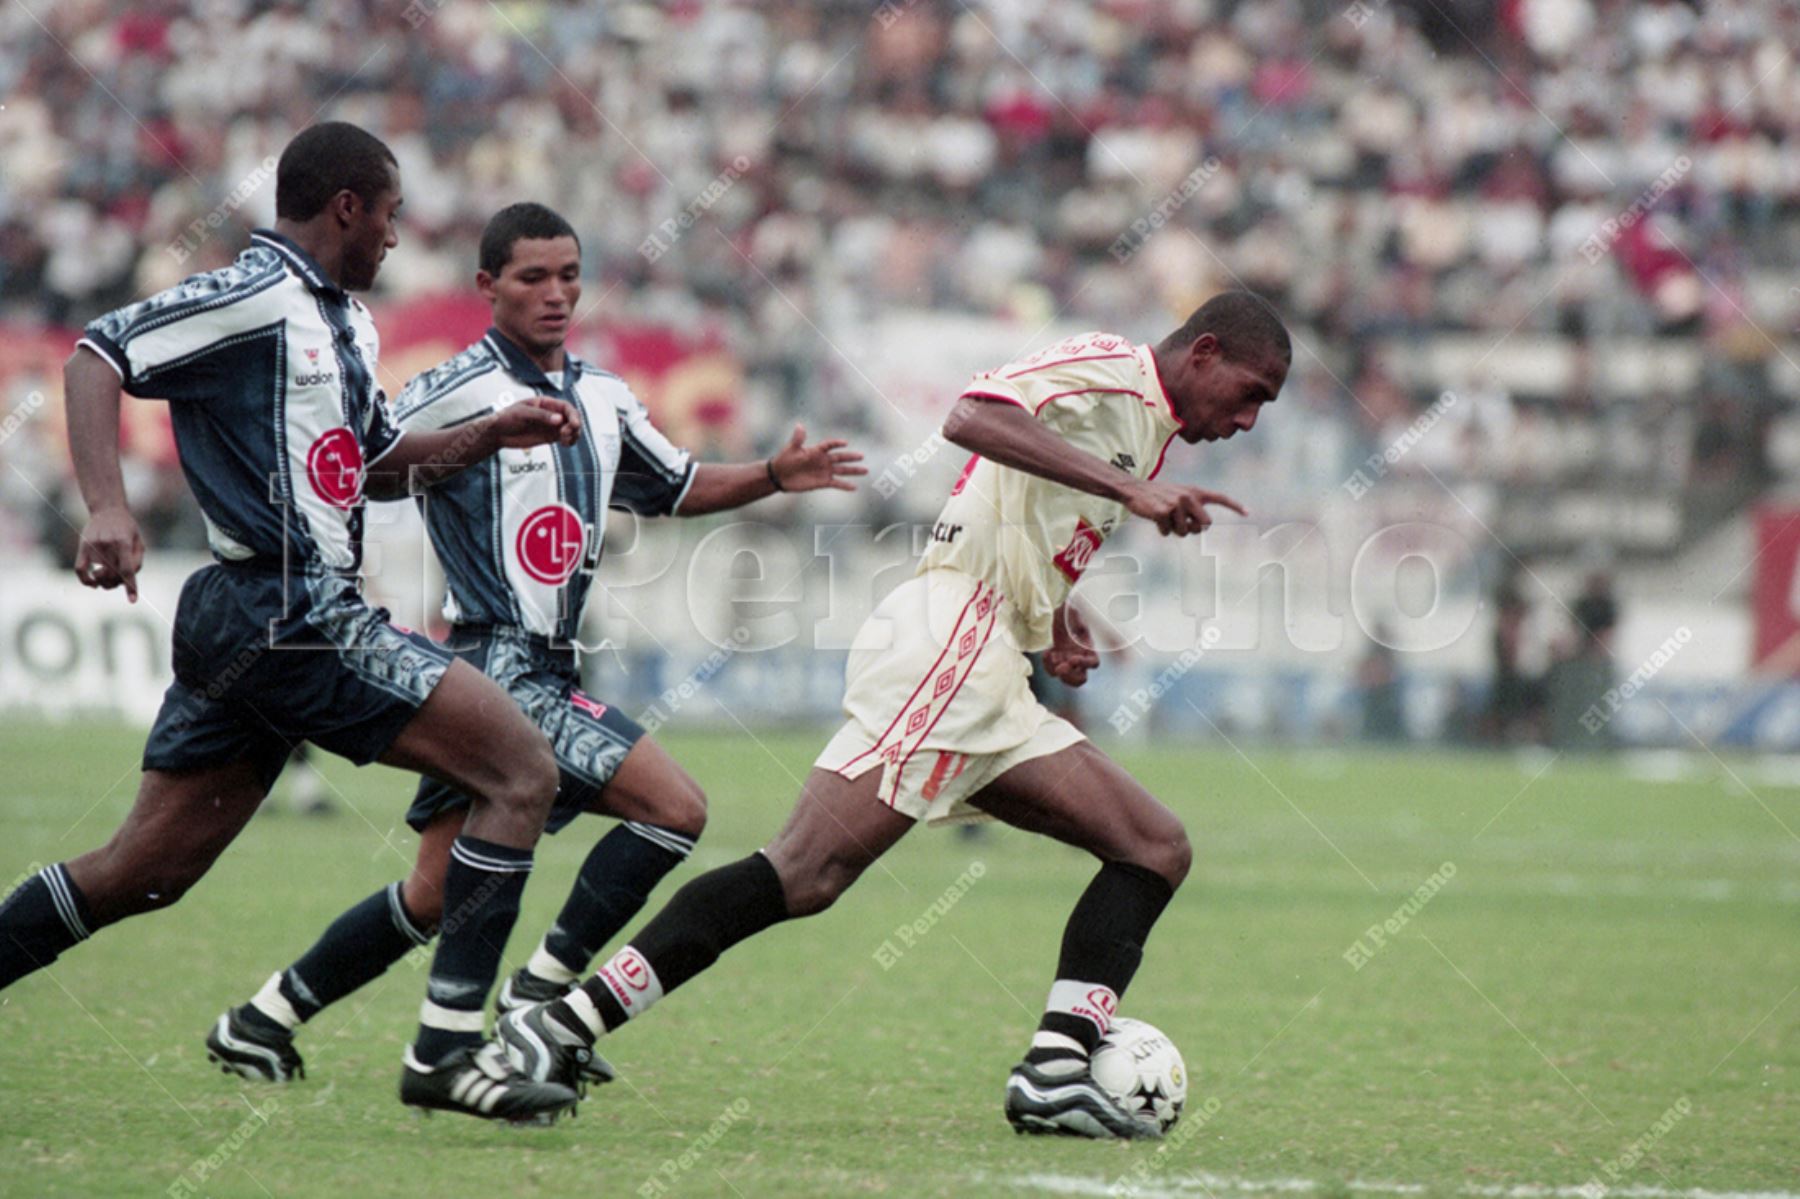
[1122,816,1191,889]
[401,876,445,928]
[492,739,558,820]
[661,771,708,840]
[772,850,857,918]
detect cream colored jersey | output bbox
[919,332,1184,651]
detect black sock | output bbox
[238,882,434,1035]
[557,852,788,1037]
[1027,861,1175,1067]
[0,865,95,991]
[531,822,694,981]
[412,837,533,1065]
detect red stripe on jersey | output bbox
[1031,386,1144,416]
[1140,345,1184,427]
[1148,427,1180,480]
[840,582,989,775]
[959,389,1027,408]
[1004,352,1136,380]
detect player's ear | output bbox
[329,188,361,230]
[1189,333,1220,366]
[475,269,498,302]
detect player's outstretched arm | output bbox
[675,424,866,516]
[366,396,582,499]
[943,395,1247,536]
[66,346,144,602]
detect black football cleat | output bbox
[206,1008,305,1083]
[496,1001,612,1093]
[1004,1060,1162,1140]
[399,1041,579,1123]
[496,976,616,1088]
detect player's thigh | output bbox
[970,740,1190,886]
[399,809,467,927]
[67,758,272,923]
[379,657,557,813]
[762,768,915,916]
[584,736,706,837]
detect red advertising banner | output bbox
[0,295,741,463]
[1751,506,1800,672]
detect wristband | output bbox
[766,457,784,492]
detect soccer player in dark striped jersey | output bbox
[0,125,587,1123]
[206,202,865,1092]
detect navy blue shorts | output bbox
[141,564,455,790]
[406,626,645,835]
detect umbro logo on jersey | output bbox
[1111,452,1137,472]
[293,346,337,388]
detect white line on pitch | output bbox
[998,1171,1800,1199]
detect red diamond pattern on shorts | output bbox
[958,629,977,657]
[977,596,991,619]
[932,669,956,698]
[906,707,930,734]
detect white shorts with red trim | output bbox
[814,570,1087,824]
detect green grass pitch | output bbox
[0,721,1794,1198]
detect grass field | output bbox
[0,721,1795,1199]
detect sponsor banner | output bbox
[0,298,740,463]
[1751,506,1800,673]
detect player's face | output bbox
[341,165,402,292]
[482,236,582,355]
[1173,336,1286,444]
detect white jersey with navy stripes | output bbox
[78,229,402,573]
[392,329,694,643]
[918,332,1184,652]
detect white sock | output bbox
[593,945,665,1022]
[249,971,301,1031]
[560,987,604,1039]
[1045,979,1117,1038]
[527,941,580,986]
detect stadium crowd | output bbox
[1,0,1796,558]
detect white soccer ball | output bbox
[1090,1017,1187,1133]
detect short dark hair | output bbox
[275,122,399,221]
[479,203,581,275]
[1161,290,1291,367]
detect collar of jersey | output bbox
[250,229,344,296]
[1134,342,1183,429]
[483,325,582,394]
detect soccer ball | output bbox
[1090,1017,1187,1133]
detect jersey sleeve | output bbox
[610,387,695,516]
[363,387,405,465]
[78,255,284,401]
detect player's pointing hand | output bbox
[768,424,868,493]
[75,505,145,602]
[492,396,583,448]
[1123,480,1248,537]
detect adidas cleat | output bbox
[496,1001,611,1092]
[1004,1061,1162,1140]
[205,1008,304,1083]
[399,1041,579,1123]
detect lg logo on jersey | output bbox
[516,504,587,585]
[306,428,364,509]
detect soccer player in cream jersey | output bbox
[204,203,864,1096]
[502,291,1290,1139]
